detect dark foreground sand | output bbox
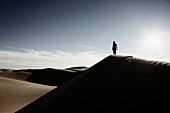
[16,55,170,113]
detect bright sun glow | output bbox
[137,26,170,61]
[139,27,168,52]
[143,31,162,51]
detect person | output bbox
[112,41,118,55]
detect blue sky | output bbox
[0,0,170,69]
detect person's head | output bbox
[113,41,115,43]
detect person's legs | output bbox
[113,50,116,55]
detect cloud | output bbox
[76,44,108,53]
[0,49,106,69]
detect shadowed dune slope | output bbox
[26,67,87,86]
[16,55,170,113]
[0,77,56,113]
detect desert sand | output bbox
[0,69,31,81]
[0,66,87,113]
[0,76,56,113]
[16,55,170,113]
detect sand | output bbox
[16,55,170,113]
[0,69,31,81]
[0,67,87,113]
[0,77,56,113]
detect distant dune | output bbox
[26,67,87,86]
[0,66,87,86]
[16,55,170,113]
[0,77,56,113]
[0,69,31,81]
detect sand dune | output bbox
[0,67,86,113]
[16,55,170,113]
[0,69,31,81]
[26,67,87,86]
[0,67,87,86]
[0,77,56,113]
[65,66,88,72]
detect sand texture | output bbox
[0,77,56,113]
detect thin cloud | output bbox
[0,49,106,69]
[77,44,107,53]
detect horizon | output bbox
[0,0,170,69]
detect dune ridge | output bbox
[16,55,170,113]
[26,67,87,86]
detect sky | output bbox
[0,0,170,69]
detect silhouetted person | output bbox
[112,41,118,55]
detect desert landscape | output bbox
[1,55,170,113]
[1,0,170,113]
[0,65,87,113]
